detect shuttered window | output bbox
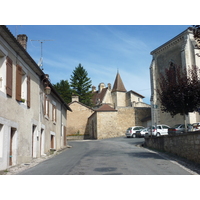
[16,65,22,101]
[44,95,49,117]
[27,75,30,108]
[52,105,57,123]
[6,57,12,97]
[44,95,46,115]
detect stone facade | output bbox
[145,132,200,164]
[150,28,200,127]
[88,106,136,139]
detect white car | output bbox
[147,124,170,137]
[125,126,145,138]
[135,127,149,137]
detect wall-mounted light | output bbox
[41,74,51,95]
[44,86,51,95]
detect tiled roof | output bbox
[95,104,117,112]
[68,101,94,111]
[112,72,127,92]
[92,87,108,105]
[128,90,145,98]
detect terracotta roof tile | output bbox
[92,87,107,105]
[95,104,117,112]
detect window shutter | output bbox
[27,75,31,108]
[55,106,57,122]
[16,65,22,101]
[44,95,46,115]
[6,57,13,97]
[47,99,49,117]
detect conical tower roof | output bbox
[111,72,127,92]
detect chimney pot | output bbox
[72,95,79,102]
[17,34,28,50]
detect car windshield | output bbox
[173,124,181,128]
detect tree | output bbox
[53,80,72,104]
[191,25,200,49]
[70,63,93,106]
[157,63,200,129]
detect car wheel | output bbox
[132,134,136,138]
[156,132,160,137]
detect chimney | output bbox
[72,95,79,102]
[17,34,28,50]
[92,86,96,93]
[98,83,105,93]
[108,83,111,90]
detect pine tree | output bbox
[53,80,72,104]
[70,63,93,106]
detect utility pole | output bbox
[30,40,53,70]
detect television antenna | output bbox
[30,40,53,70]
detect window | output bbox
[16,65,22,101]
[27,75,30,108]
[0,45,7,94]
[6,57,13,97]
[44,95,49,118]
[16,65,31,107]
[52,101,57,123]
[52,105,57,123]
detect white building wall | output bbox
[0,26,68,171]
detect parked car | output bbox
[168,124,192,135]
[190,122,200,131]
[135,127,149,138]
[125,126,145,138]
[146,124,170,137]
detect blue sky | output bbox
[7,25,190,104]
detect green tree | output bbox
[53,80,72,104]
[70,63,93,106]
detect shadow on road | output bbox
[127,151,165,160]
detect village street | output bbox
[15,137,199,175]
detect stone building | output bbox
[89,72,151,139]
[0,26,71,171]
[150,27,200,127]
[67,72,151,140]
[66,95,94,138]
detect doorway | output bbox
[40,128,44,156]
[51,135,54,149]
[32,125,36,157]
[9,128,16,166]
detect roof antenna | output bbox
[30,40,53,70]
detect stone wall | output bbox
[67,102,94,136]
[144,131,200,164]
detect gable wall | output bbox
[67,102,94,136]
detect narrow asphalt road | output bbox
[17,137,198,175]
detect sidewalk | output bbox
[0,145,72,175]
